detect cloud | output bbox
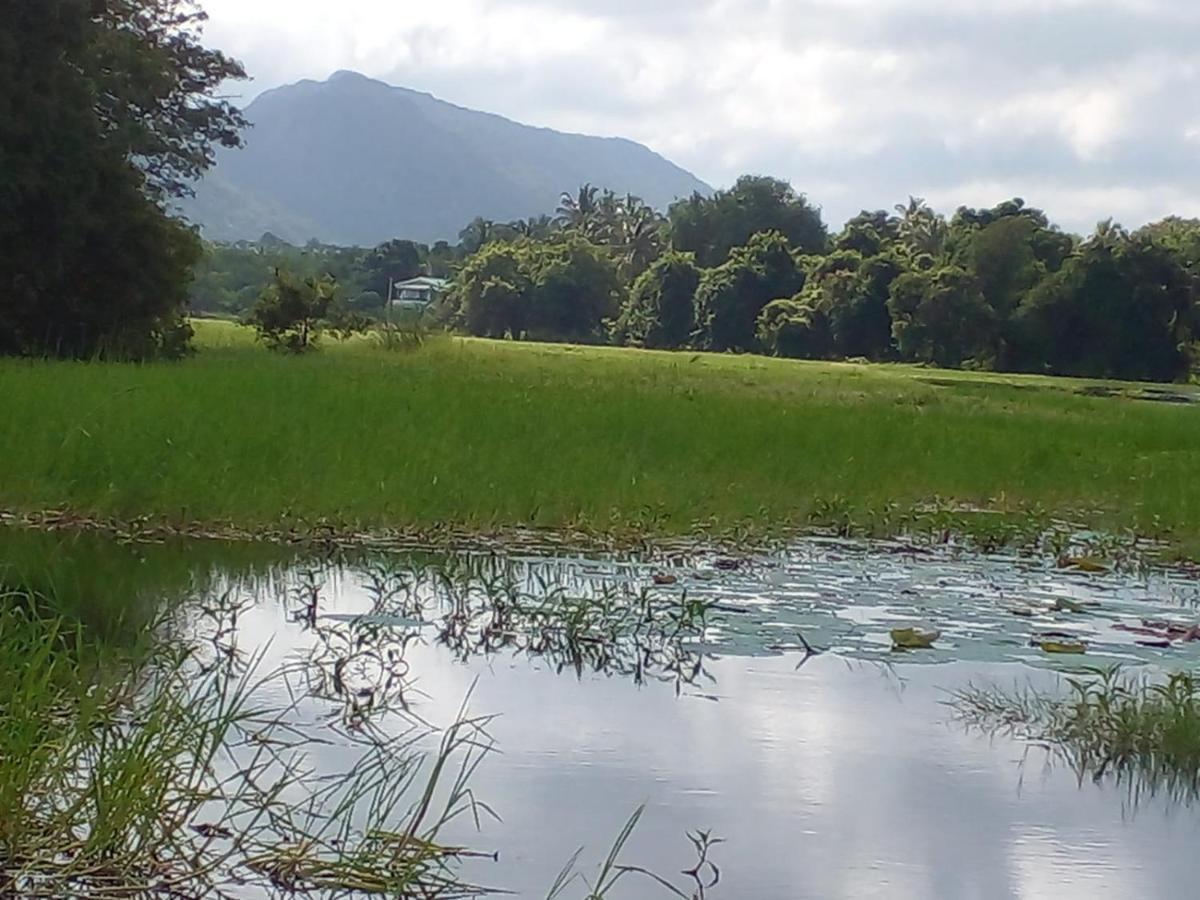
[199,0,1200,233]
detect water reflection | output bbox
[4,528,1200,898]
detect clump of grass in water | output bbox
[954,667,1200,806]
[0,587,495,898]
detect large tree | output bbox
[695,230,806,351]
[669,176,827,267]
[0,0,245,358]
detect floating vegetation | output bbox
[890,627,940,651]
[954,668,1200,806]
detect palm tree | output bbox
[894,196,947,260]
[617,201,666,280]
[557,184,599,230]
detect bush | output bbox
[247,270,338,353]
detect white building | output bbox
[388,276,449,311]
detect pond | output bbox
[3,528,1200,898]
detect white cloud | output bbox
[199,0,1200,233]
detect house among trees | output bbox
[388,276,449,311]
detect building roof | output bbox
[394,276,449,291]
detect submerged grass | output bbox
[954,668,1200,807]
[2,319,1198,553]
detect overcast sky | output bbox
[201,0,1200,234]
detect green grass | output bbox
[2,319,1198,551]
[955,668,1200,807]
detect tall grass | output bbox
[954,668,1200,806]
[0,532,724,898]
[2,320,1198,549]
[0,582,495,898]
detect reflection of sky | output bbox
[226,570,1200,900]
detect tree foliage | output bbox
[0,0,245,358]
[669,176,828,268]
[695,231,805,351]
[191,176,1200,383]
[247,269,339,353]
[617,252,701,349]
[449,236,620,342]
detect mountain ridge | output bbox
[181,71,711,247]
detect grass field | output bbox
[1,320,1198,552]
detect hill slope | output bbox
[181,71,711,246]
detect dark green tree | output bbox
[451,243,532,338]
[669,176,827,267]
[695,231,806,351]
[888,267,997,367]
[0,0,245,358]
[362,240,423,297]
[1012,226,1196,381]
[757,297,833,359]
[525,236,622,342]
[617,251,701,349]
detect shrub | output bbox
[247,270,338,353]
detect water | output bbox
[5,530,1200,898]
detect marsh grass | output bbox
[0,533,726,898]
[2,320,1199,556]
[0,585,496,898]
[954,668,1200,806]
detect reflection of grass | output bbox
[0,579,495,898]
[1,319,1198,554]
[954,668,1200,806]
[0,534,722,898]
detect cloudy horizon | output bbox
[201,0,1200,234]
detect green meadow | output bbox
[1,319,1197,550]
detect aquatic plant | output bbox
[0,587,495,898]
[954,667,1200,806]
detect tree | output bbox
[695,231,806,351]
[797,251,902,360]
[451,243,532,338]
[525,236,622,342]
[893,197,948,263]
[557,184,600,232]
[888,267,997,367]
[362,239,423,297]
[835,210,900,257]
[757,297,833,359]
[458,217,497,255]
[1011,227,1196,381]
[0,0,246,358]
[247,269,338,352]
[669,176,827,267]
[87,0,247,200]
[617,252,701,349]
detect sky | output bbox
[200,0,1200,234]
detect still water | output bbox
[7,531,1200,898]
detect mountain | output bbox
[180,71,712,247]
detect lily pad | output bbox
[891,627,941,650]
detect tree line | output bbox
[444,180,1200,383]
[201,178,1200,381]
[3,1,1198,383]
